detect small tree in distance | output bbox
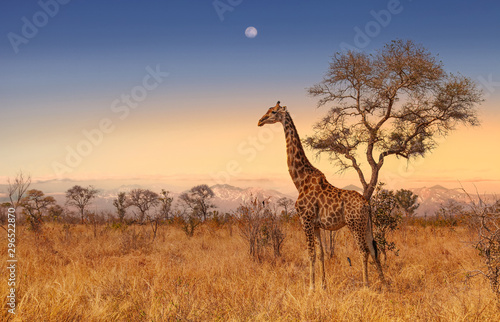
[277,197,295,221]
[127,189,159,224]
[179,185,216,222]
[395,189,420,223]
[158,189,174,221]
[306,39,483,200]
[464,193,500,299]
[113,192,129,223]
[65,185,99,224]
[21,189,56,232]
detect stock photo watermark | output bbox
[477,74,500,99]
[6,207,17,314]
[213,0,243,22]
[51,65,169,177]
[7,0,73,54]
[339,0,408,52]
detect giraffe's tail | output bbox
[367,202,387,285]
[372,235,379,260]
[367,205,379,260]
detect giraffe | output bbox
[258,101,386,291]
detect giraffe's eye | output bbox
[271,111,277,114]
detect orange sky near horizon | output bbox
[2,93,499,196]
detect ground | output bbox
[1,223,499,321]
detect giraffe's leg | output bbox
[361,249,369,287]
[350,228,371,287]
[371,248,386,285]
[304,224,316,292]
[364,211,387,286]
[366,229,386,285]
[313,228,326,290]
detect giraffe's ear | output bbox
[282,106,287,112]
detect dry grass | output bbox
[1,223,499,321]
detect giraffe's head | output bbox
[258,101,287,127]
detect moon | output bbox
[245,26,258,38]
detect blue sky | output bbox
[1,0,499,194]
[0,0,500,97]
[2,0,499,101]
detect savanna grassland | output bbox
[2,222,499,321]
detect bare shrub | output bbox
[146,210,164,242]
[7,171,31,210]
[87,211,107,239]
[173,208,202,238]
[262,204,286,258]
[120,228,151,254]
[237,198,266,260]
[60,223,73,242]
[464,193,500,298]
[237,198,286,261]
[207,210,234,236]
[436,199,465,228]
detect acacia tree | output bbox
[395,189,419,222]
[113,192,129,222]
[179,184,216,222]
[127,188,159,224]
[277,197,295,220]
[306,39,483,200]
[65,185,99,224]
[21,189,56,232]
[158,189,173,221]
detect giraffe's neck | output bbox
[282,112,316,190]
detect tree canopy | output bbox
[179,184,216,222]
[65,185,99,223]
[127,188,160,223]
[306,39,483,199]
[21,189,56,231]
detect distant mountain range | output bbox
[210,184,292,211]
[4,183,492,217]
[409,185,475,216]
[207,184,489,216]
[207,184,481,216]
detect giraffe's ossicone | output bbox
[258,101,386,291]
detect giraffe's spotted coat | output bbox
[258,101,386,290]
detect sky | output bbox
[1,0,499,195]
